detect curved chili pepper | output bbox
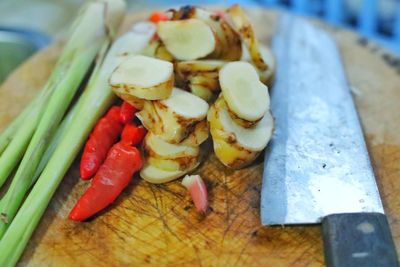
[121,123,147,146]
[105,105,122,123]
[80,106,123,180]
[120,101,137,124]
[70,142,142,221]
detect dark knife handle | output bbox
[322,212,399,267]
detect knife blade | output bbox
[261,15,398,267]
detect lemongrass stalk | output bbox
[0,98,38,155]
[0,21,155,266]
[31,101,79,187]
[0,0,125,237]
[0,95,44,189]
[0,0,125,190]
[0,0,117,191]
[0,117,22,155]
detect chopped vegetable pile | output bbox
[112,5,275,181]
[0,3,275,266]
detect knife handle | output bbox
[322,212,399,267]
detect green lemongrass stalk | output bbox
[0,98,37,155]
[31,101,79,187]
[0,95,44,189]
[0,0,120,191]
[0,0,125,237]
[0,0,126,190]
[0,20,155,266]
[1,94,78,190]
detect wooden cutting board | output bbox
[1,9,399,267]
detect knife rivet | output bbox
[356,222,375,234]
[352,252,369,258]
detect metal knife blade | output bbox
[261,15,384,225]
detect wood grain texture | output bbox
[0,9,399,267]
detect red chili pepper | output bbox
[120,101,137,124]
[149,11,169,23]
[80,106,123,180]
[69,143,142,221]
[105,106,122,123]
[121,123,147,146]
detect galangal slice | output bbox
[110,55,174,100]
[137,88,209,143]
[140,161,199,184]
[226,4,267,71]
[207,97,274,168]
[241,44,276,86]
[219,61,269,124]
[157,19,216,60]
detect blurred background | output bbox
[0,0,399,83]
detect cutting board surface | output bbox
[1,9,399,267]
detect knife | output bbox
[261,15,399,267]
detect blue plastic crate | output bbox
[259,0,400,55]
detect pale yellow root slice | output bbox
[137,88,209,143]
[141,39,160,57]
[257,45,276,85]
[180,120,209,147]
[113,91,145,110]
[189,84,215,102]
[189,73,220,91]
[226,4,267,71]
[241,44,276,85]
[219,61,269,122]
[142,40,174,62]
[176,60,226,75]
[157,19,216,60]
[136,99,202,143]
[140,160,200,184]
[110,55,174,100]
[161,87,209,121]
[219,18,243,60]
[224,99,260,128]
[193,7,242,60]
[143,131,200,159]
[207,97,274,168]
[155,43,174,62]
[212,132,260,169]
[171,6,224,58]
[142,119,209,151]
[176,60,223,99]
[214,96,274,150]
[207,104,258,169]
[240,43,251,61]
[147,154,199,172]
[147,157,182,172]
